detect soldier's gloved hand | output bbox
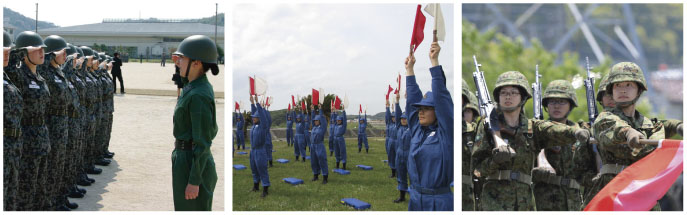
[531,166,556,183]
[677,124,683,135]
[574,129,590,143]
[624,128,645,149]
[491,145,515,165]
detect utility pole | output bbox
[35,3,38,32]
[215,3,218,46]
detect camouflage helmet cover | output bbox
[493,71,532,101]
[605,62,647,94]
[542,79,578,107]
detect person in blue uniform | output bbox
[386,101,398,178]
[394,93,411,203]
[309,104,329,184]
[264,103,273,167]
[404,42,454,211]
[249,94,270,197]
[357,110,369,153]
[294,110,306,161]
[333,108,348,169]
[286,110,294,147]
[329,110,337,156]
[235,111,245,150]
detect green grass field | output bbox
[232,138,413,211]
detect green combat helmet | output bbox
[75,47,84,58]
[65,44,77,56]
[462,79,470,106]
[543,80,578,107]
[493,71,532,102]
[174,35,219,75]
[605,62,647,106]
[79,46,95,58]
[596,73,610,103]
[13,31,47,50]
[464,91,480,117]
[4,31,11,48]
[98,53,106,62]
[43,35,68,54]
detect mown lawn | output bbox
[232,138,412,211]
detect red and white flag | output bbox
[584,139,683,211]
[386,85,393,100]
[249,76,268,96]
[292,95,296,107]
[301,100,306,111]
[288,103,291,111]
[359,104,362,114]
[235,102,239,111]
[334,96,342,110]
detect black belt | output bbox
[48,108,68,116]
[69,109,79,118]
[175,139,194,151]
[410,185,452,195]
[4,127,22,138]
[22,117,45,126]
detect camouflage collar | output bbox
[609,106,648,128]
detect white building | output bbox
[38,19,224,61]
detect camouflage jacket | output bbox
[39,64,72,117]
[3,72,23,133]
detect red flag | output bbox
[312,89,319,106]
[398,74,402,92]
[249,77,255,95]
[292,95,296,107]
[334,96,342,110]
[265,97,270,107]
[301,100,306,111]
[410,4,426,53]
[235,102,239,111]
[387,85,393,100]
[288,103,291,111]
[584,140,683,211]
[359,104,362,114]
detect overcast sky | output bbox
[4,0,222,27]
[232,3,454,114]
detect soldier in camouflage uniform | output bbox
[78,46,103,177]
[4,31,23,211]
[38,35,73,210]
[531,80,590,211]
[585,62,682,211]
[471,71,590,211]
[461,79,477,211]
[61,44,87,204]
[96,53,114,164]
[71,47,94,188]
[7,31,52,211]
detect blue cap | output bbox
[412,91,435,107]
[337,115,344,121]
[251,111,260,118]
[400,112,408,119]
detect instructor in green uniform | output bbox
[171,35,220,211]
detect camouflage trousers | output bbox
[85,113,97,168]
[65,116,83,191]
[97,111,112,156]
[77,107,89,175]
[584,174,661,211]
[462,183,475,211]
[479,180,534,211]
[16,125,50,211]
[4,136,22,211]
[533,182,582,211]
[46,115,69,210]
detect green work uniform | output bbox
[172,74,218,211]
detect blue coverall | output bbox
[309,109,329,175]
[249,103,270,186]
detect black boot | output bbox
[366,149,368,153]
[343,163,347,170]
[296,156,299,161]
[302,157,306,162]
[336,162,340,169]
[393,191,406,203]
[87,167,102,174]
[390,169,396,178]
[330,151,333,156]
[66,199,79,209]
[251,183,259,192]
[75,186,87,194]
[358,148,361,153]
[261,186,269,198]
[322,175,328,184]
[69,188,84,198]
[269,160,273,167]
[57,205,71,211]
[311,174,319,181]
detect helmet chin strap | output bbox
[613,91,643,108]
[24,49,39,66]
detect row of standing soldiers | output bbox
[4,31,117,211]
[462,61,682,211]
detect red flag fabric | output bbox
[334,96,342,110]
[584,140,683,211]
[292,95,296,107]
[235,102,239,111]
[288,103,291,111]
[387,85,394,100]
[249,77,255,95]
[301,100,306,111]
[359,104,362,114]
[312,89,319,106]
[398,74,402,92]
[410,4,426,53]
[265,97,270,107]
